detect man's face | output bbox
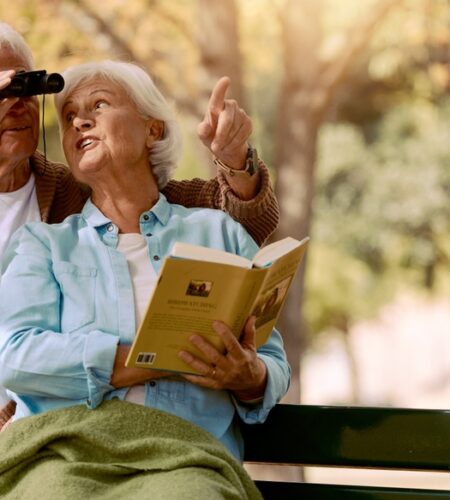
[0,47,39,168]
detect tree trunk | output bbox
[275,0,401,404]
[196,0,244,105]
[275,0,322,404]
[195,0,245,174]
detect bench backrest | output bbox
[241,404,450,499]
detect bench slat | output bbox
[254,481,450,500]
[242,404,450,470]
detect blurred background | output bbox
[2,0,449,488]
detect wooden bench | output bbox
[241,404,450,499]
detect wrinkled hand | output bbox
[178,316,267,401]
[197,76,252,170]
[111,344,171,388]
[0,70,19,121]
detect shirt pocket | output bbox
[53,261,98,332]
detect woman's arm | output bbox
[110,345,169,388]
[0,226,115,406]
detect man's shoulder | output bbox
[31,151,70,177]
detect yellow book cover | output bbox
[125,236,309,374]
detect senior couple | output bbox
[0,23,290,499]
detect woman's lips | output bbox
[76,136,98,150]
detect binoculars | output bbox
[0,70,65,98]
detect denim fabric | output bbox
[0,194,290,459]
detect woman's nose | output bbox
[73,116,93,131]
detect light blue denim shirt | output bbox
[0,194,290,459]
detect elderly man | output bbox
[0,23,279,418]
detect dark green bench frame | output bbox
[241,404,450,499]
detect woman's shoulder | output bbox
[171,203,236,223]
[16,215,85,242]
[171,204,249,236]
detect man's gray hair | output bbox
[54,60,183,189]
[0,23,34,70]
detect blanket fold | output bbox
[0,400,262,500]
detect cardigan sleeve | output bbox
[161,161,279,246]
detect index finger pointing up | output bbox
[207,76,231,121]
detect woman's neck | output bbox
[91,171,160,234]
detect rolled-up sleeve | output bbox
[233,328,291,423]
[0,225,117,407]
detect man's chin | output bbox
[0,139,37,162]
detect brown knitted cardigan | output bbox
[31,151,279,243]
[0,150,279,430]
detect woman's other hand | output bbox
[110,345,170,388]
[178,316,267,402]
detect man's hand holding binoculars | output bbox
[0,69,64,99]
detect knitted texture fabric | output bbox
[163,160,279,246]
[0,400,262,500]
[33,152,278,245]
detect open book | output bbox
[126,236,309,374]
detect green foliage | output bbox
[2,0,449,341]
[305,99,450,336]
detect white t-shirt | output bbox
[0,173,41,263]
[117,233,158,404]
[0,173,41,407]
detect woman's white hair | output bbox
[54,60,183,189]
[0,23,34,70]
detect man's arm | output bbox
[162,77,279,245]
[162,161,279,246]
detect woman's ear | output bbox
[146,119,165,148]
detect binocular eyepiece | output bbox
[0,70,65,99]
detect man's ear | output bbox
[146,119,164,148]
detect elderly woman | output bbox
[0,61,289,498]
[0,22,280,418]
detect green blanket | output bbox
[0,400,262,500]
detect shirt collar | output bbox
[81,192,172,229]
[149,192,171,225]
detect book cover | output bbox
[125,236,309,374]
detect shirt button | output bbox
[153,255,160,261]
[143,214,150,221]
[107,224,114,232]
[149,381,156,387]
[146,232,152,237]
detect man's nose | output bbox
[8,98,28,115]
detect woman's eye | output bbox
[65,112,74,123]
[95,101,109,110]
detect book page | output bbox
[249,240,309,345]
[253,236,309,268]
[170,241,252,268]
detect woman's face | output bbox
[60,76,158,183]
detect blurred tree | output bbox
[196,0,244,105]
[2,0,449,406]
[304,99,450,401]
[273,0,401,402]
